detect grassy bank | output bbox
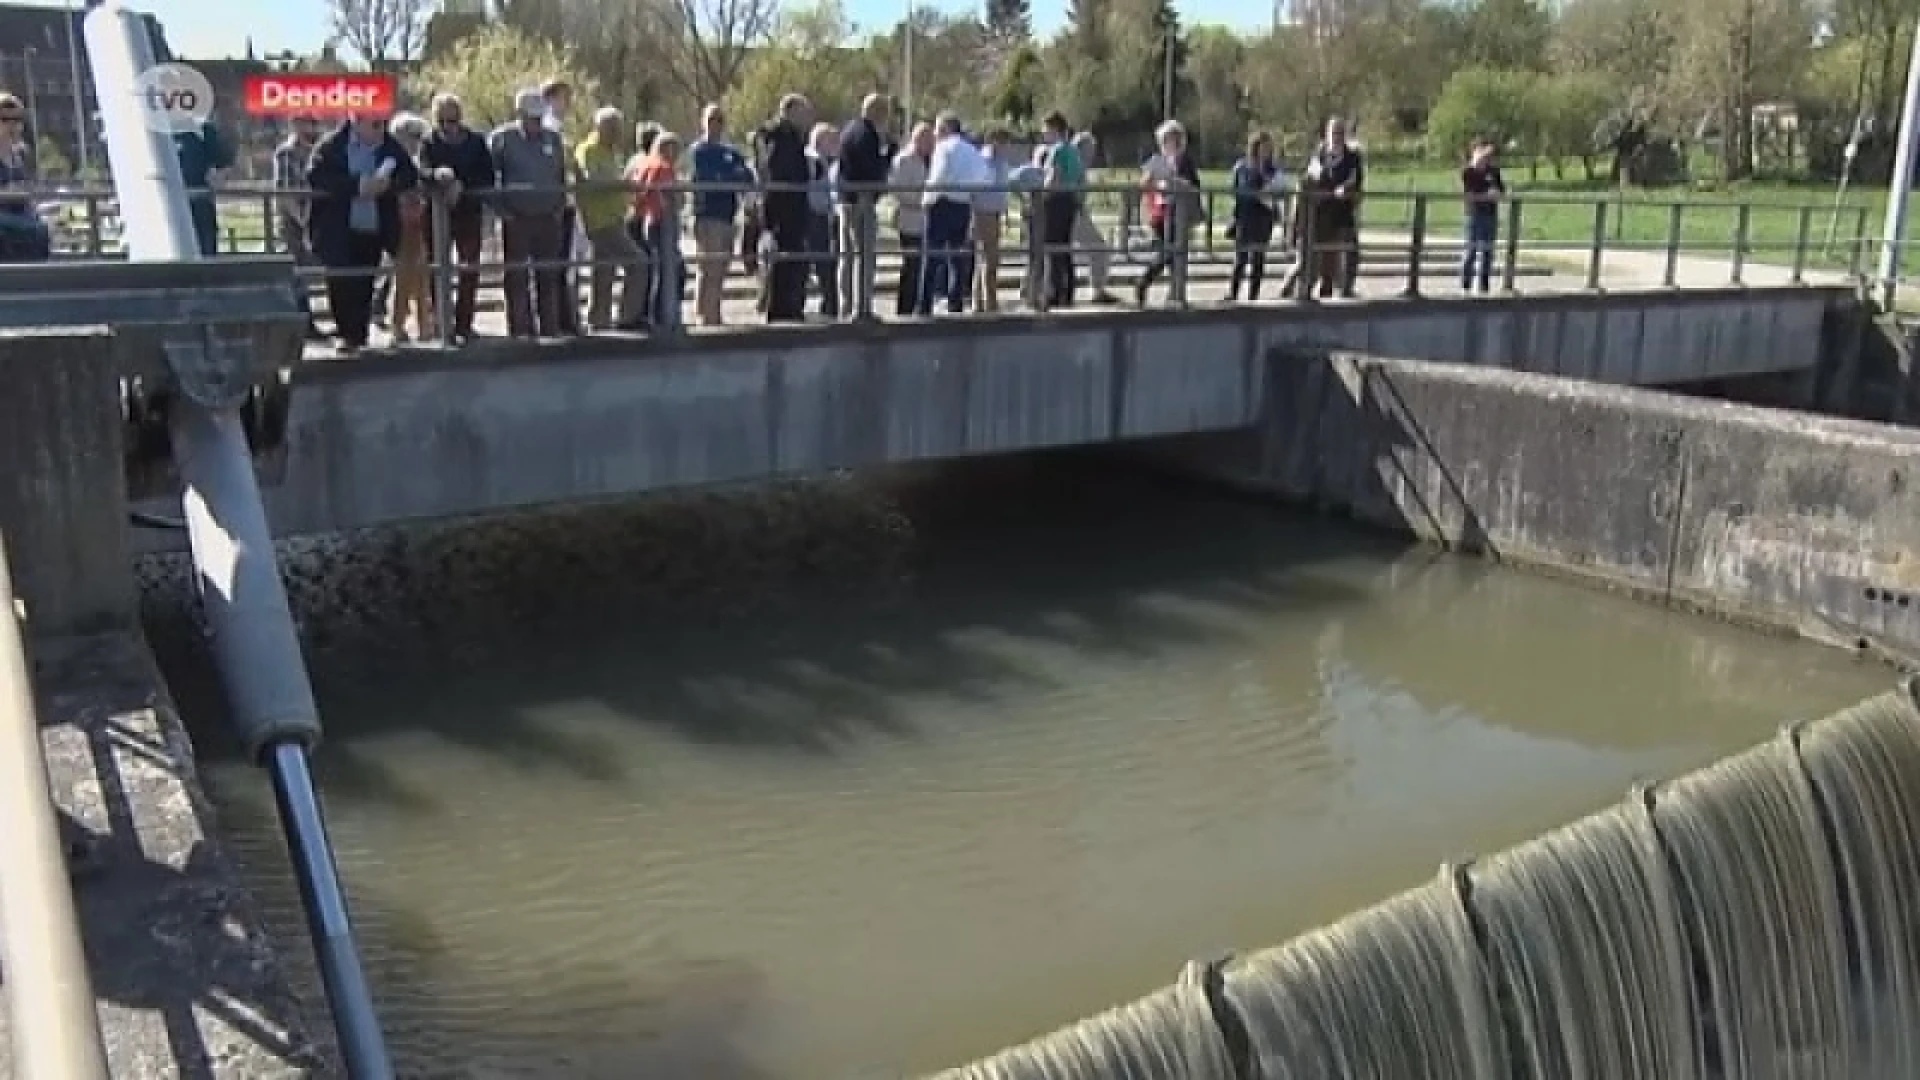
[1183,162,1896,275]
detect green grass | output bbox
[1189,162,1896,276]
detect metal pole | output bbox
[84,6,393,1076]
[64,0,90,175]
[0,539,110,1080]
[1876,16,1920,308]
[23,49,41,144]
[901,3,914,124]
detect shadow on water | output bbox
[148,450,1399,787]
[139,449,1410,1076]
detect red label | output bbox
[242,74,396,117]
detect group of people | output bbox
[2,81,1512,344]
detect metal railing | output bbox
[3,178,1892,351]
[0,535,110,1080]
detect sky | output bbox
[52,0,1269,61]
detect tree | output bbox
[987,44,1044,128]
[1665,0,1816,180]
[650,0,781,106]
[1549,0,1676,98]
[499,0,689,135]
[409,24,600,136]
[729,0,876,128]
[1182,27,1250,164]
[1531,72,1615,178]
[1426,67,1539,157]
[326,0,433,67]
[1461,0,1550,71]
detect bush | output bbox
[1426,67,1539,159]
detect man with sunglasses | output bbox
[421,92,497,342]
[0,94,49,263]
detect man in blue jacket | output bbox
[836,93,892,319]
[688,104,754,326]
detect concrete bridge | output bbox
[114,280,1860,547]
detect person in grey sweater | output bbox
[489,89,570,337]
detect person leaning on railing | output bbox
[173,118,235,258]
[1227,130,1283,303]
[386,112,436,343]
[1069,131,1116,304]
[1459,136,1505,294]
[0,92,51,264]
[1300,116,1364,299]
[306,109,419,357]
[626,130,683,328]
[973,127,1012,314]
[575,105,648,331]
[920,111,985,316]
[489,89,571,339]
[420,92,496,344]
[1036,111,1086,309]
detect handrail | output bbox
[0,535,110,1080]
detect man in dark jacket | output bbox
[758,94,813,323]
[836,93,892,319]
[307,112,419,356]
[420,92,497,342]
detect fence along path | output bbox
[936,681,1920,1080]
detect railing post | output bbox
[431,193,454,347]
[1790,205,1812,286]
[1296,194,1319,306]
[1402,194,1426,299]
[0,541,110,1080]
[1169,189,1191,308]
[1500,197,1522,294]
[1730,202,1750,286]
[84,194,102,256]
[1851,205,1871,285]
[260,193,276,254]
[1586,200,1608,291]
[657,199,683,335]
[1030,190,1050,314]
[1662,204,1682,288]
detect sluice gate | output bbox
[941,682,1920,1080]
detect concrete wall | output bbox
[0,328,133,637]
[1166,347,1920,661]
[157,286,1844,541]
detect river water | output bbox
[155,452,1886,1079]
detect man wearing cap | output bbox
[273,112,323,336]
[490,89,570,338]
[421,92,496,343]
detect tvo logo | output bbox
[132,62,215,135]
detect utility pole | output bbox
[1161,24,1175,121]
[1877,16,1920,309]
[902,2,915,125]
[63,0,90,175]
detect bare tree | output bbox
[649,0,781,106]
[328,0,434,68]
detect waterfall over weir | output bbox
[939,682,1920,1080]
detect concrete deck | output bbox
[4,632,322,1079]
[136,284,1851,545]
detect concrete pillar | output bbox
[0,329,133,638]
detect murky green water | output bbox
[161,455,1886,1078]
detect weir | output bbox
[938,683,1920,1079]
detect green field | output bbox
[1186,161,1895,276]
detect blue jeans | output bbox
[1462,211,1497,291]
[920,199,972,314]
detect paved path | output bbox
[303,255,1597,360]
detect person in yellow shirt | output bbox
[573,106,647,330]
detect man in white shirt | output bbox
[887,124,933,317]
[918,111,987,315]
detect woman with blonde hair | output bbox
[386,111,435,342]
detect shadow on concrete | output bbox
[20,633,323,1078]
